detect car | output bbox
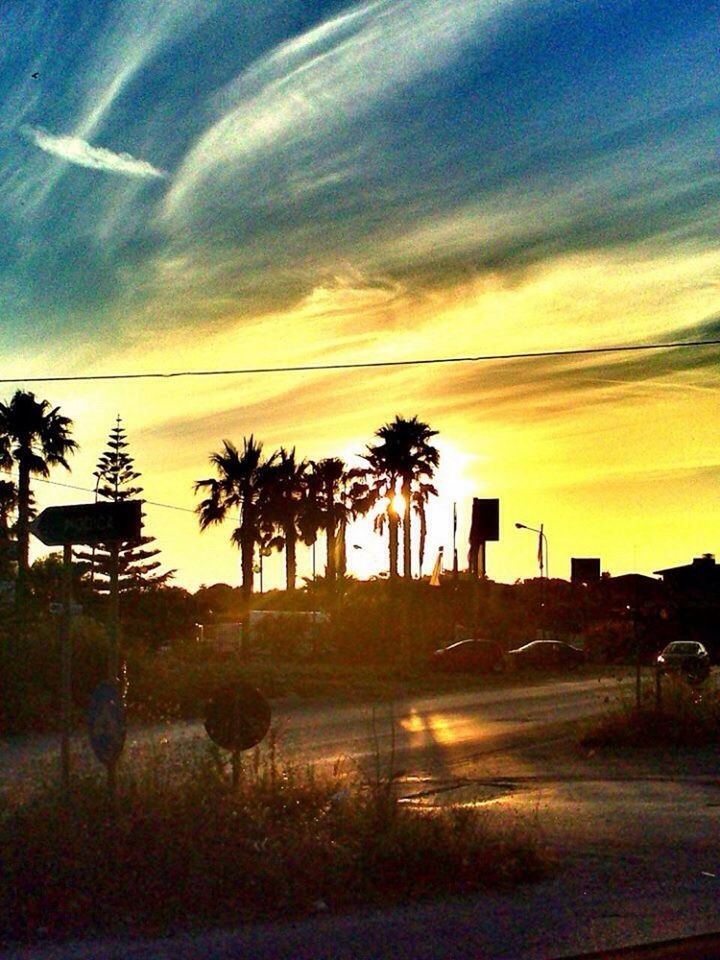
[656,641,710,684]
[430,638,506,674]
[507,639,585,670]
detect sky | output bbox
[1,0,719,591]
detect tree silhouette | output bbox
[194,437,277,599]
[305,458,360,582]
[75,416,174,592]
[0,480,18,581]
[0,390,77,601]
[263,447,309,591]
[362,416,439,580]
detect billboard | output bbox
[468,498,499,546]
[571,557,601,584]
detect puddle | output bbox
[399,780,519,808]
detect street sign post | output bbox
[29,501,142,546]
[205,682,272,787]
[30,500,142,793]
[88,683,126,766]
[88,682,126,798]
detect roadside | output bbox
[2,732,719,960]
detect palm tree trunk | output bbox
[336,518,347,578]
[240,524,254,599]
[325,478,336,581]
[16,452,31,605]
[389,511,399,579]
[402,475,412,580]
[285,523,297,591]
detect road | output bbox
[1,672,629,795]
[3,670,720,959]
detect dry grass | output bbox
[0,738,547,944]
[580,674,720,748]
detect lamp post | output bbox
[515,522,549,634]
[514,522,549,580]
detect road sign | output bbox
[0,580,15,603]
[30,500,142,546]
[49,601,83,616]
[88,683,126,767]
[205,682,271,751]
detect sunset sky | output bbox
[1,0,718,591]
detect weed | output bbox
[581,675,720,747]
[0,741,547,943]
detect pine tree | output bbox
[76,416,174,592]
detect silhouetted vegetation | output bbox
[0,744,547,941]
[74,416,174,592]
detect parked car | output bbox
[507,640,585,670]
[430,638,505,674]
[656,641,710,684]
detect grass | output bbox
[580,674,720,748]
[0,737,548,943]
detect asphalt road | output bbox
[0,672,630,794]
[3,670,719,959]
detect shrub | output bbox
[581,675,720,747]
[0,744,547,942]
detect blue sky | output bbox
[1,0,718,587]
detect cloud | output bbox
[163,0,522,220]
[24,126,167,179]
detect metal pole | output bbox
[108,541,119,685]
[60,543,73,793]
[452,502,458,580]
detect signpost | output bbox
[468,498,500,632]
[29,501,141,547]
[205,682,272,787]
[88,682,126,797]
[30,500,142,793]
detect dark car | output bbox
[507,640,585,670]
[656,641,710,684]
[430,638,505,674]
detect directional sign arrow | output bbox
[30,501,142,547]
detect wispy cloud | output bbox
[24,126,167,179]
[163,0,522,220]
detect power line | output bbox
[0,470,197,516]
[1,338,719,384]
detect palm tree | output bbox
[263,447,309,591]
[412,480,437,578]
[305,458,359,582]
[194,437,277,599]
[0,479,18,580]
[352,445,400,579]
[0,390,78,599]
[363,416,439,580]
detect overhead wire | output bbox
[0,338,719,384]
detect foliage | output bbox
[261,447,309,591]
[195,437,277,599]
[0,745,546,941]
[0,612,109,734]
[358,416,439,581]
[0,390,77,600]
[74,417,174,593]
[581,675,720,747]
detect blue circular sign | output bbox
[88,683,126,766]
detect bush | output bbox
[0,744,547,942]
[581,675,720,747]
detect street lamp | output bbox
[515,522,549,580]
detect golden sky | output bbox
[2,0,718,589]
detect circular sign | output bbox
[204,682,271,751]
[88,682,126,766]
